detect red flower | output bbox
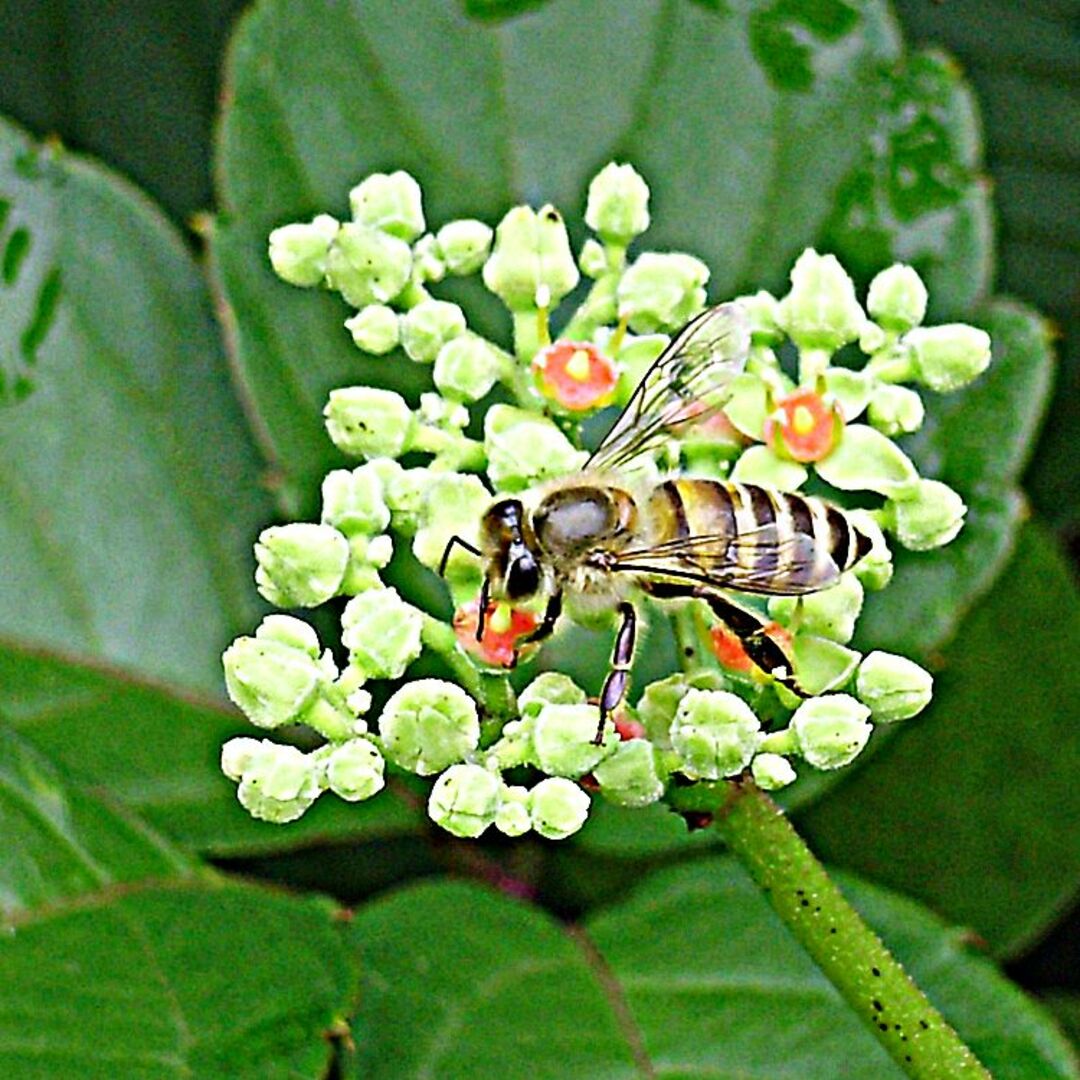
[614,715,646,741]
[765,389,842,462]
[709,622,793,676]
[453,600,539,668]
[533,341,618,411]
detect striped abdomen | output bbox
[644,479,872,595]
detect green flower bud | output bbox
[867,264,928,332]
[670,689,762,780]
[482,204,579,311]
[723,372,770,441]
[344,304,400,355]
[585,162,650,244]
[324,386,415,460]
[867,384,925,437]
[617,252,709,334]
[790,695,872,770]
[904,324,992,392]
[254,523,349,607]
[528,777,590,840]
[380,678,480,775]
[321,464,391,537]
[769,573,864,645]
[484,404,588,491]
[341,587,423,679]
[433,334,503,402]
[380,463,436,535]
[411,472,490,583]
[791,634,860,696]
[814,424,918,498]
[428,763,499,838]
[326,738,386,801]
[847,509,894,590]
[888,478,966,551]
[856,651,933,723]
[324,223,413,307]
[735,290,784,346]
[824,368,873,422]
[417,391,469,432]
[339,532,393,595]
[400,299,467,363]
[348,170,425,241]
[233,740,323,824]
[751,752,797,791]
[267,213,338,287]
[578,237,609,279]
[636,670,730,747]
[776,249,865,353]
[593,739,668,808]
[412,233,445,283]
[220,737,265,781]
[254,613,321,656]
[436,219,493,276]
[494,784,532,837]
[859,320,889,355]
[730,445,808,490]
[518,672,588,718]
[532,703,615,778]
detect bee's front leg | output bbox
[595,602,636,745]
[510,591,563,666]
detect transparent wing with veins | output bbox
[585,302,751,474]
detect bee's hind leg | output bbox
[594,602,636,745]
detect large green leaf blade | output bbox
[346,862,1077,1078]
[0,115,269,694]
[802,522,1080,959]
[0,641,422,856]
[0,880,355,1080]
[0,725,192,919]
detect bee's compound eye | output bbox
[505,552,540,599]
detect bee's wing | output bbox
[612,525,838,596]
[586,302,750,473]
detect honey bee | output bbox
[440,303,872,742]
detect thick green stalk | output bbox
[685,778,991,1079]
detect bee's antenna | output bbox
[438,534,482,577]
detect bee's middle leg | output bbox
[595,602,636,745]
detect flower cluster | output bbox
[222,163,990,837]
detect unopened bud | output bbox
[888,478,966,551]
[434,334,503,402]
[400,299,467,363]
[867,264,928,332]
[254,523,349,607]
[268,214,338,287]
[856,651,933,723]
[428,763,500,838]
[380,678,480,775]
[790,695,872,770]
[529,777,590,840]
[670,689,761,780]
[436,219,493,276]
[578,237,609,278]
[231,740,323,823]
[348,170,425,241]
[345,304,400,355]
[341,587,423,679]
[593,739,667,808]
[326,738,385,801]
[324,386,415,460]
[617,252,709,334]
[776,249,864,353]
[482,204,579,311]
[518,672,588,718]
[494,784,532,837]
[585,162,650,244]
[411,233,445,283]
[905,324,992,392]
[735,290,784,346]
[484,404,587,491]
[532,703,615,778]
[635,671,729,747]
[751,752,797,791]
[324,223,412,308]
[867,383,925,436]
[321,464,391,537]
[411,472,490,583]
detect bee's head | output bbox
[481,498,542,600]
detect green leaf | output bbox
[858,298,1054,657]
[0,726,192,919]
[0,879,355,1079]
[212,0,906,509]
[0,115,269,694]
[802,522,1080,958]
[346,861,1076,1078]
[0,641,422,857]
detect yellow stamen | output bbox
[791,404,817,435]
[565,349,593,382]
[489,602,513,635]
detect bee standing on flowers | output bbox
[439,303,873,744]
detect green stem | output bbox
[410,424,486,470]
[672,778,991,1079]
